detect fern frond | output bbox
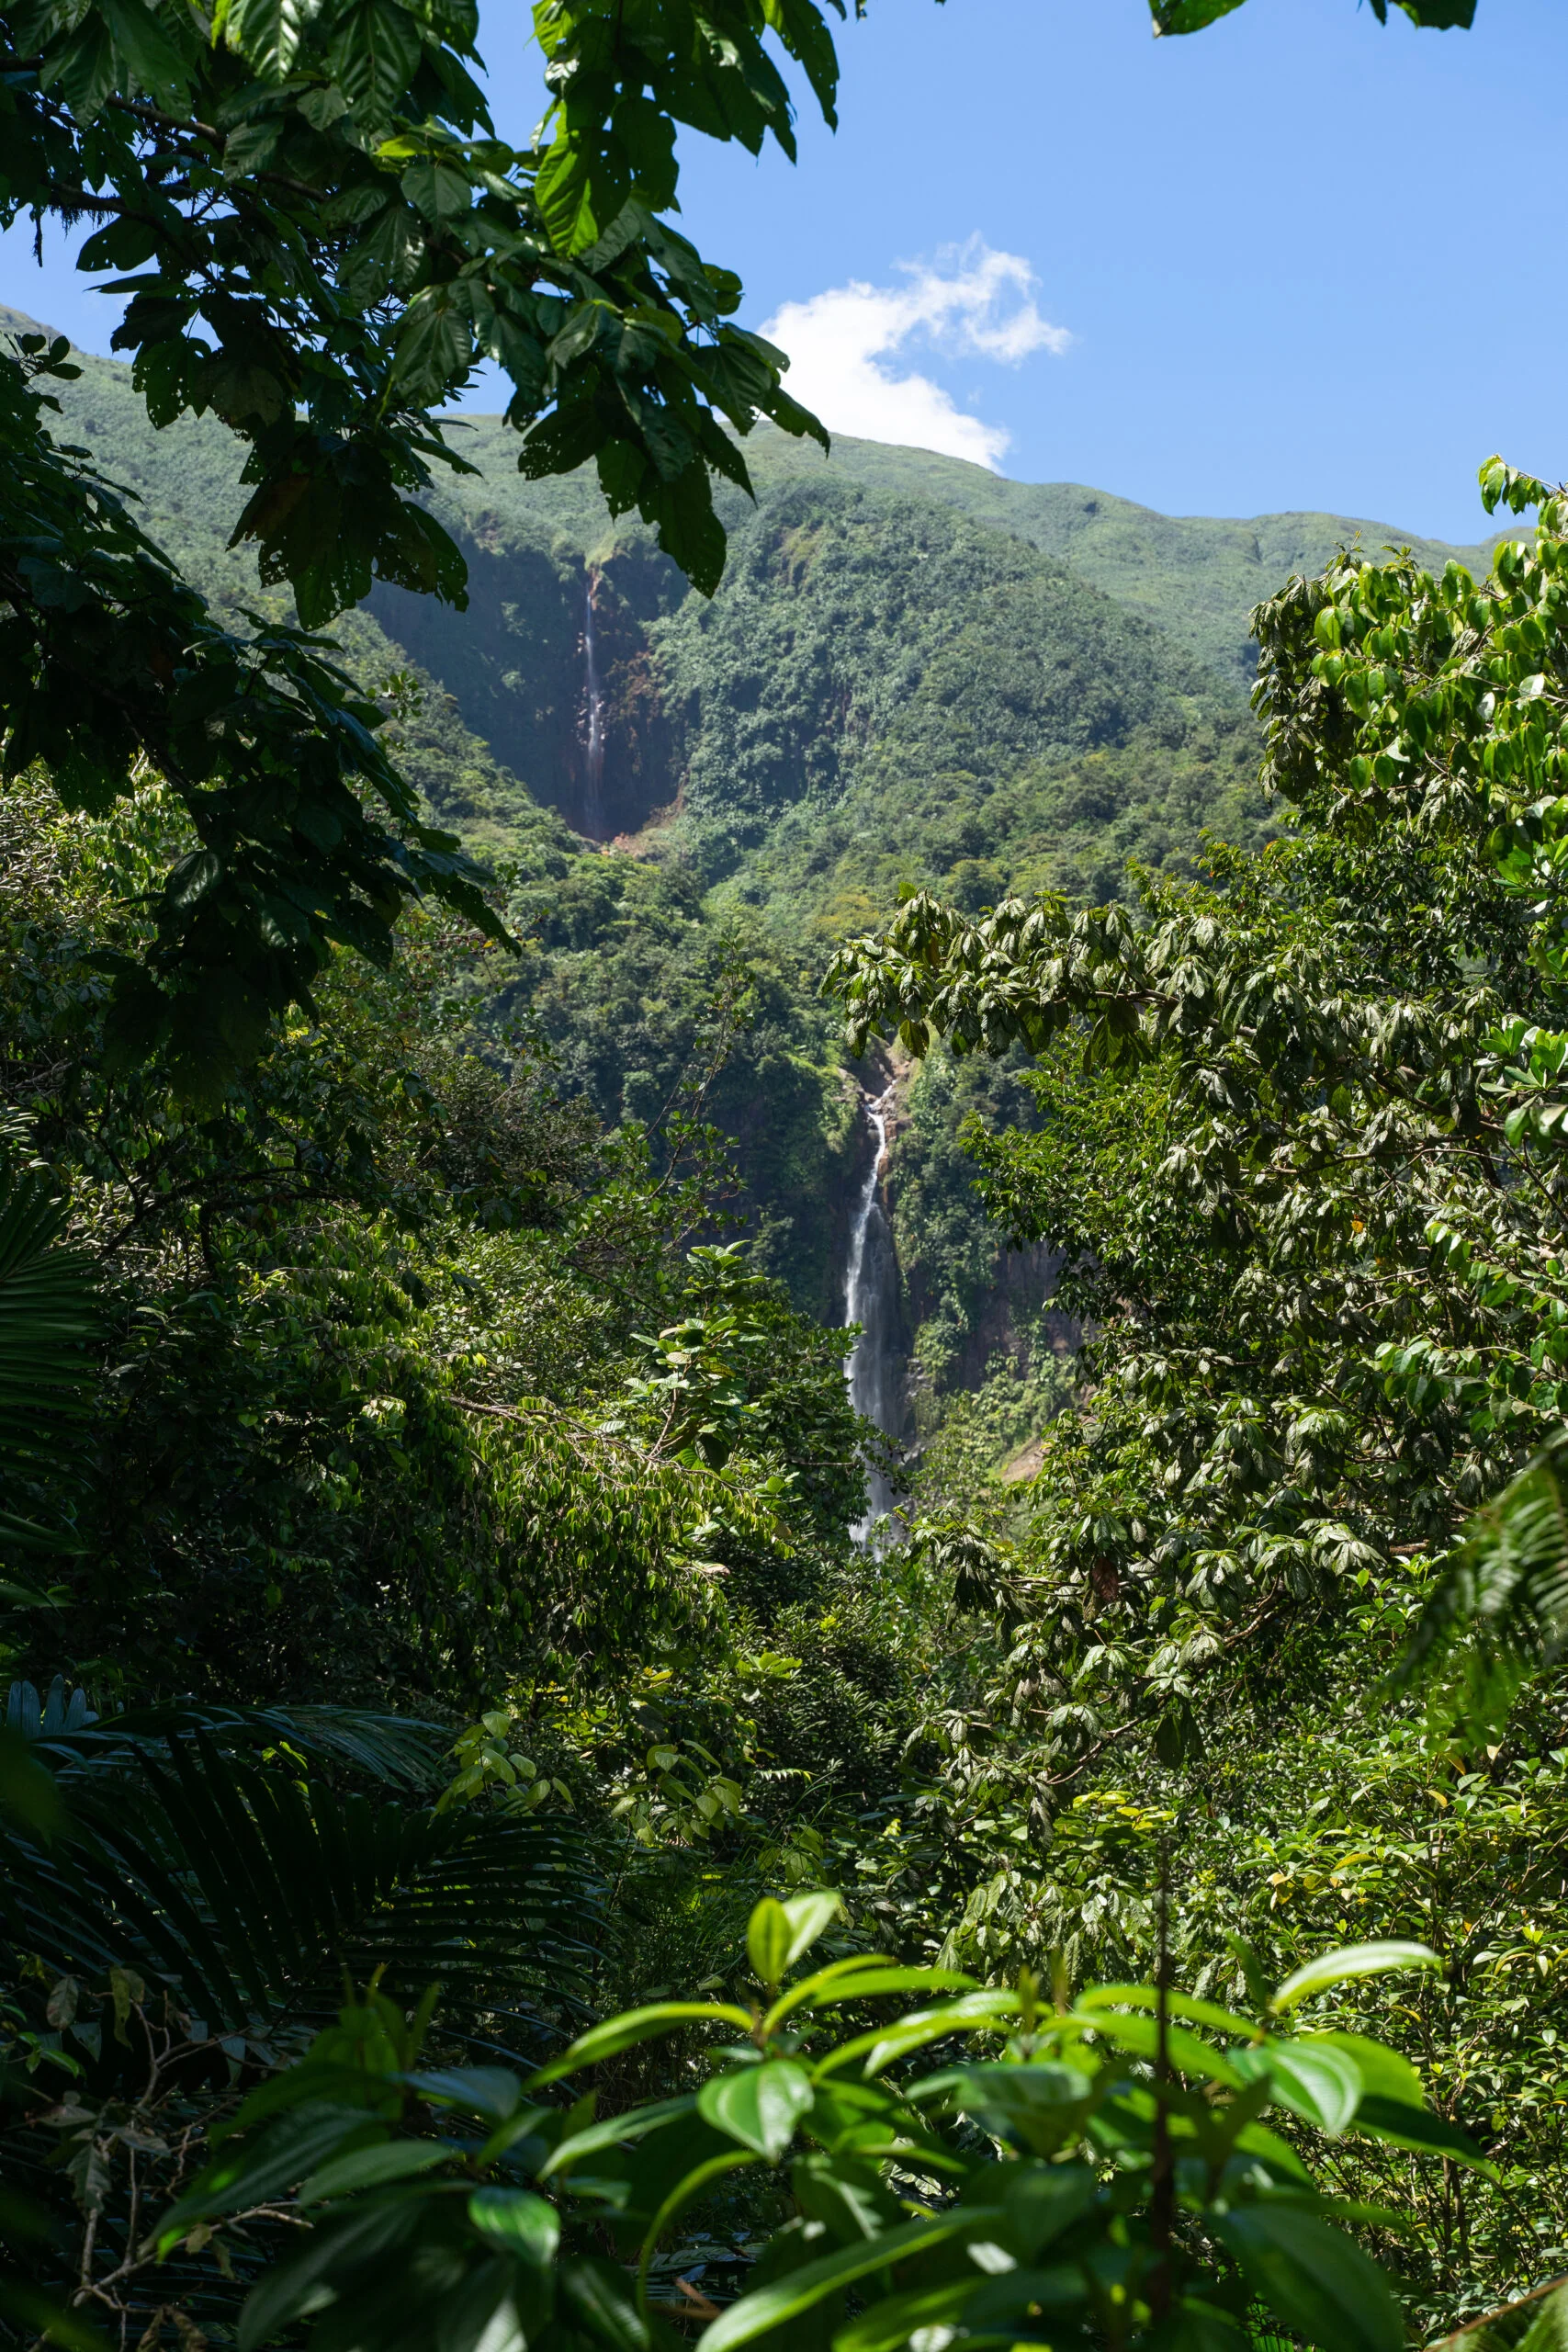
[0,1154,99,1553]
[2,1726,601,2049]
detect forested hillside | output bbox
[18,305,1506,1393]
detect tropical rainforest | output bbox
[7,1,1567,2351]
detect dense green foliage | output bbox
[817,458,1568,2330]
[151,1897,1499,2352]
[0,769,886,1708]
[0,0,859,1108]
[692,433,1516,696]
[28,310,1529,1385]
[9,1,1560,2346]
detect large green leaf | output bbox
[1228,2040,1363,2134]
[1269,1940,1439,2015]
[529,1999,754,2086]
[325,0,422,129]
[1352,2095,1496,2174]
[697,2061,813,2161]
[1215,2204,1404,2352]
[825,1987,1021,2077]
[1306,2032,1423,2106]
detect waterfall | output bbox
[844,1084,900,1542]
[581,576,605,838]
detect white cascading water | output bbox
[581,577,605,838]
[845,1084,899,1543]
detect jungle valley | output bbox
[6,4,1568,2341]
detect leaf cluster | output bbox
[157,1894,1482,2352]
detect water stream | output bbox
[581,576,605,838]
[845,1083,900,1542]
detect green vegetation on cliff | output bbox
[13,307,1519,1404]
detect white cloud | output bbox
[761,239,1069,472]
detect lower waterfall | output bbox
[844,1084,900,1542]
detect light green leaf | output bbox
[747,1898,792,1989]
[1079,1984,1260,2041]
[779,1890,844,1967]
[1269,1940,1439,2015]
[468,2188,559,2265]
[1232,2120,1313,2184]
[764,1959,970,2031]
[534,133,598,256]
[698,2061,814,2161]
[1228,2040,1362,2135]
[826,1988,1021,2080]
[529,2001,753,2086]
[1306,2033,1424,2108]
[1067,2008,1240,2086]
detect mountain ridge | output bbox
[4,302,1515,694]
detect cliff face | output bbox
[368,535,684,841]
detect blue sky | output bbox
[5,0,1563,540]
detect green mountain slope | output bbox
[9,305,1508,1421]
[715,427,1519,691]
[647,477,1259,933]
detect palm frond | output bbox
[29,1698,449,1792]
[0,1153,99,1553]
[2,1723,602,2055]
[1392,1430,1568,1719]
[1429,2276,1568,2348]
